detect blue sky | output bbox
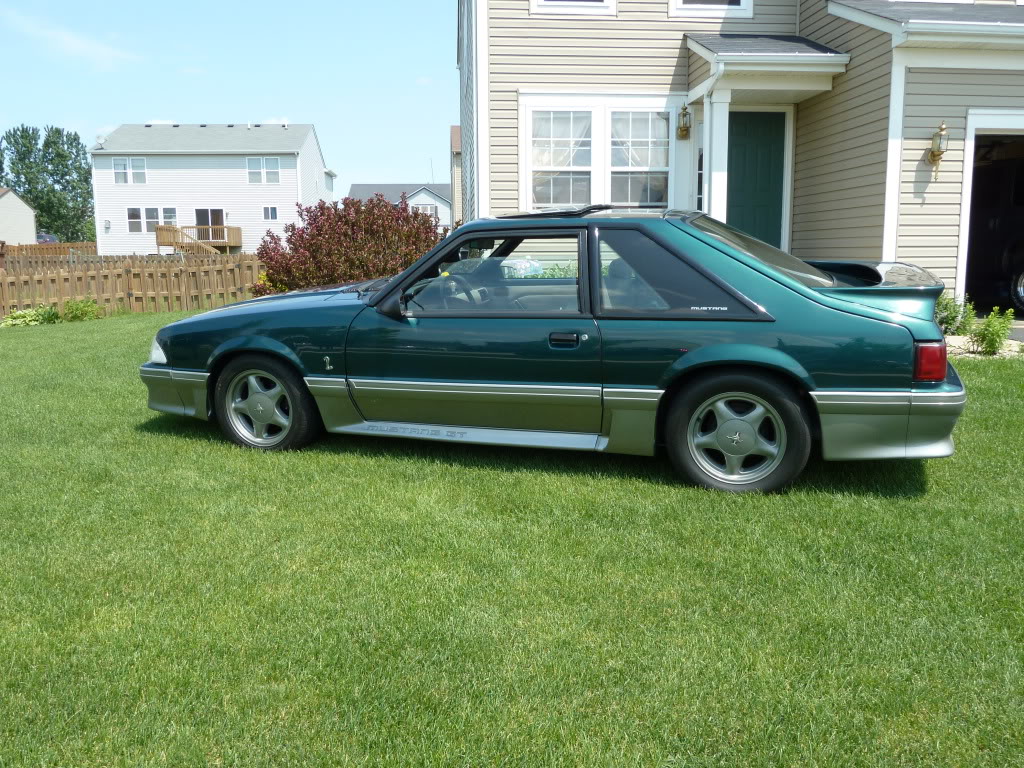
[0,1,460,196]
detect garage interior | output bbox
[965,134,1024,313]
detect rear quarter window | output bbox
[598,228,757,319]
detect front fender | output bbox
[206,335,307,374]
[659,343,816,391]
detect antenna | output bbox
[430,158,435,184]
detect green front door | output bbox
[727,112,786,248]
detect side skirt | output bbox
[303,376,664,456]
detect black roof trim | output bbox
[498,204,686,219]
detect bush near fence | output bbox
[0,253,263,317]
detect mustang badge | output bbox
[726,432,743,446]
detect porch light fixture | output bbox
[677,105,691,140]
[928,122,949,180]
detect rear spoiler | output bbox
[807,261,944,322]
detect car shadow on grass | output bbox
[136,415,928,499]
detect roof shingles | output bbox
[91,123,313,154]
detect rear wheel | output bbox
[214,355,321,451]
[1009,269,1024,314]
[666,372,811,492]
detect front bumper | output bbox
[810,373,966,461]
[140,365,210,421]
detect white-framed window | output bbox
[610,111,670,207]
[263,206,278,221]
[529,0,616,15]
[531,110,593,208]
[520,96,685,212]
[127,207,175,232]
[247,157,280,184]
[114,157,146,184]
[670,0,753,19]
[412,203,439,218]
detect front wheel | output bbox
[214,355,322,451]
[665,372,811,493]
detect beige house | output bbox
[0,188,38,246]
[457,0,1024,304]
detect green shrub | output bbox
[1,309,44,328]
[967,307,1015,356]
[61,298,103,323]
[35,306,61,325]
[936,294,965,335]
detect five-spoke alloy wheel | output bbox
[214,355,322,451]
[667,371,811,492]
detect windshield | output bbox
[688,215,833,288]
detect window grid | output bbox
[531,110,593,208]
[412,204,439,219]
[610,111,670,208]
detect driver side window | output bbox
[402,233,582,315]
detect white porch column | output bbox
[706,88,731,222]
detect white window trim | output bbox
[955,108,1024,299]
[518,93,689,214]
[247,157,281,184]
[530,0,616,16]
[263,206,278,221]
[114,157,147,184]
[126,207,142,233]
[670,0,753,19]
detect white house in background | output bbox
[347,183,454,229]
[0,188,38,245]
[91,123,336,255]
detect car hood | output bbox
[184,284,363,320]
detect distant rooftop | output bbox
[347,183,452,204]
[91,123,315,154]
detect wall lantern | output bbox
[927,121,949,180]
[677,105,691,140]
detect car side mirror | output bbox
[376,290,405,320]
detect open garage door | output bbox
[965,136,1024,312]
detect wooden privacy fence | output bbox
[0,254,263,317]
[0,241,98,271]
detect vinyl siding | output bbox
[92,153,303,254]
[488,0,798,214]
[790,0,891,260]
[896,68,1024,284]
[688,50,711,91]
[408,188,453,229]
[0,192,37,245]
[297,131,331,205]
[459,0,479,220]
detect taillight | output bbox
[914,341,947,382]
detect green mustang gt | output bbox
[140,206,966,492]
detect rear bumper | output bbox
[140,364,210,421]
[811,377,966,461]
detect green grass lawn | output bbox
[1,313,1023,767]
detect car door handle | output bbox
[549,332,580,348]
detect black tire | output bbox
[1009,269,1024,314]
[665,370,811,493]
[213,354,322,451]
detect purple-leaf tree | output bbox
[253,194,448,296]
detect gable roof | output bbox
[91,123,315,154]
[347,183,452,205]
[0,187,36,212]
